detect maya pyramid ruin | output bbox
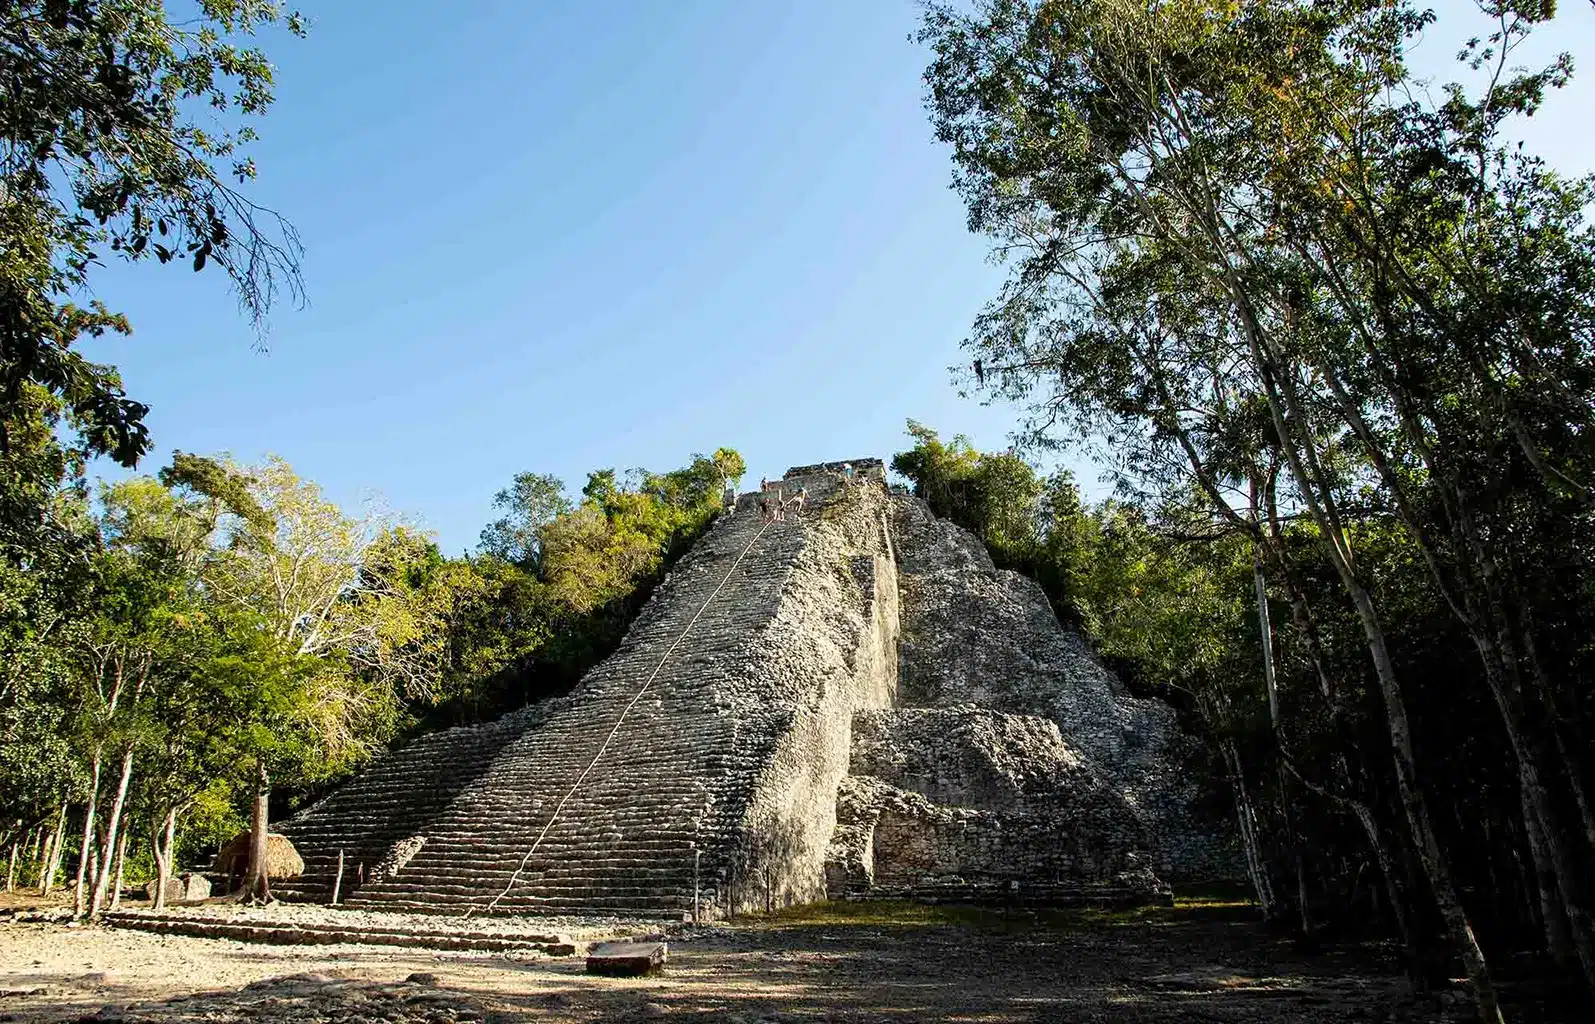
[274,460,1236,919]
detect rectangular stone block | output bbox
[586,941,667,977]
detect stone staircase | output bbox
[294,474,881,919]
[274,706,545,902]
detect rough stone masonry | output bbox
[277,459,1236,919]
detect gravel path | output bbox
[0,902,1575,1023]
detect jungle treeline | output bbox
[912,1,1595,1019]
[0,437,745,911]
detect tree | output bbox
[1,0,306,466]
[184,456,450,899]
[478,472,571,571]
[0,385,104,898]
[919,0,1595,1014]
[65,544,189,916]
[90,455,451,902]
[712,447,746,494]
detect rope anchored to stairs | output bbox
[467,509,776,917]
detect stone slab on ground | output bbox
[142,873,211,904]
[586,940,667,976]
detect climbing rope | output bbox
[468,509,776,917]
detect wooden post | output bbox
[692,849,701,925]
[332,849,345,905]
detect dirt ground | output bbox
[0,896,1580,1023]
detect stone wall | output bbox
[828,708,1166,901]
[274,703,552,902]
[713,468,901,914]
[887,495,1239,882]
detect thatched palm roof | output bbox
[213,832,305,880]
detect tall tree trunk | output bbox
[39,802,66,897]
[1225,741,1275,918]
[1315,343,1595,991]
[1351,579,1500,1023]
[23,825,40,887]
[242,758,273,902]
[1521,783,1576,969]
[109,828,130,911]
[151,807,178,912]
[1351,802,1424,988]
[1255,556,1312,936]
[73,752,104,917]
[1550,722,1595,853]
[1255,557,1281,727]
[1238,305,1503,1024]
[90,745,136,917]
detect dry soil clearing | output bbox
[0,898,1573,1023]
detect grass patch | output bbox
[737,900,1016,929]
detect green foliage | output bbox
[1,0,305,466]
[891,420,1043,568]
[478,472,570,570]
[422,448,743,726]
[919,0,1595,1001]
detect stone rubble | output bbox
[883,494,1239,883]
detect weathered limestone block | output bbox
[718,473,901,914]
[851,707,1091,812]
[179,872,212,901]
[143,871,211,904]
[144,876,182,903]
[828,711,1166,902]
[586,941,667,976]
[368,835,425,884]
[831,774,1163,897]
[890,496,994,575]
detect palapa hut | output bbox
[213,832,305,890]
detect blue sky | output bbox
[81,1,1595,554]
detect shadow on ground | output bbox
[15,899,1587,1024]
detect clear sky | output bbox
[80,1,1595,554]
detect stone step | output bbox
[101,912,578,955]
[849,883,1172,910]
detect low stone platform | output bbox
[845,882,1175,910]
[101,912,577,955]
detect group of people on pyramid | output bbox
[722,461,866,523]
[753,477,805,523]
